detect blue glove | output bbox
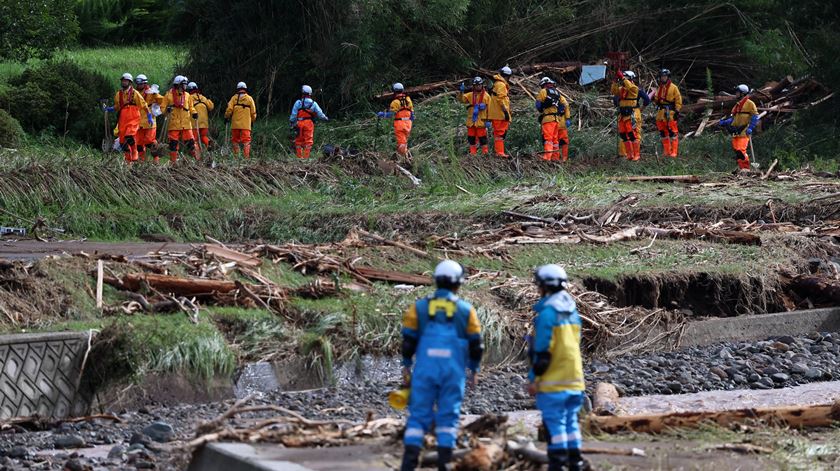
[376,111,386,118]
[459,83,465,93]
[147,113,154,125]
[566,119,572,128]
[410,112,415,121]
[718,118,732,127]
[478,103,487,111]
[485,121,492,129]
[746,127,753,135]
[105,106,115,113]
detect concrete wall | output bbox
[0,332,90,419]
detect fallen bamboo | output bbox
[353,266,432,285]
[205,244,262,268]
[117,273,237,296]
[587,400,840,434]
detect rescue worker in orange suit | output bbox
[377,83,414,156]
[527,264,586,471]
[610,72,649,159]
[613,71,642,161]
[225,82,257,159]
[652,69,683,158]
[487,66,513,157]
[718,84,760,170]
[456,77,491,155]
[399,260,483,471]
[289,85,328,159]
[134,75,165,162]
[109,73,151,164]
[535,78,571,161]
[188,81,214,149]
[163,75,198,163]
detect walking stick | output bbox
[193,119,202,161]
[99,100,111,154]
[749,135,758,168]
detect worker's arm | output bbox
[401,304,420,368]
[288,100,300,124]
[188,95,197,118]
[456,91,471,104]
[638,89,651,107]
[534,89,546,111]
[528,307,555,382]
[623,78,639,95]
[311,101,328,121]
[113,91,122,113]
[206,97,215,111]
[249,96,257,122]
[672,85,683,112]
[136,91,151,115]
[562,97,571,120]
[466,307,484,373]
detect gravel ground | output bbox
[0,332,838,469]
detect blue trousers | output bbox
[537,390,584,450]
[403,366,465,448]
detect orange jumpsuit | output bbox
[536,87,571,161]
[728,97,758,169]
[138,86,165,161]
[163,88,197,162]
[389,94,414,156]
[487,74,511,157]
[615,78,641,160]
[113,87,150,164]
[193,92,215,147]
[653,80,683,158]
[225,92,256,158]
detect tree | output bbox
[0,0,79,61]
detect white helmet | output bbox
[500,66,512,76]
[121,73,133,81]
[539,77,554,87]
[434,260,465,287]
[301,84,312,94]
[471,76,484,86]
[392,82,404,92]
[173,75,187,86]
[534,264,568,289]
[187,82,198,91]
[623,70,637,80]
[135,74,148,85]
[237,81,247,90]
[736,84,750,94]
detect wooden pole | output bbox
[95,260,104,309]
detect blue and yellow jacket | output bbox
[528,290,585,392]
[402,289,483,372]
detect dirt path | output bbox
[0,239,196,260]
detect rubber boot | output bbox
[568,448,585,471]
[547,449,568,471]
[670,138,679,157]
[437,446,453,471]
[623,140,634,160]
[493,138,505,157]
[400,445,421,471]
[244,143,251,159]
[561,144,569,162]
[632,140,641,160]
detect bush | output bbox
[3,61,112,145]
[0,109,24,148]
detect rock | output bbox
[771,373,790,383]
[748,373,761,382]
[710,367,728,379]
[108,445,127,460]
[805,368,824,380]
[791,363,809,375]
[732,374,747,384]
[142,421,175,443]
[762,366,780,375]
[54,435,86,449]
[130,432,151,446]
[776,335,796,345]
[771,341,790,352]
[758,377,774,388]
[667,382,682,393]
[63,459,85,471]
[6,446,27,458]
[135,460,156,469]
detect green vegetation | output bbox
[0,109,23,147]
[0,0,78,61]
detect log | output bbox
[119,273,237,296]
[353,267,432,285]
[587,400,840,434]
[204,244,262,268]
[643,227,761,246]
[95,260,104,309]
[611,175,700,184]
[592,382,621,416]
[789,275,840,304]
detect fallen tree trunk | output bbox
[587,401,840,434]
[592,382,621,416]
[611,175,700,184]
[352,267,432,285]
[789,275,840,305]
[118,273,237,295]
[644,227,761,246]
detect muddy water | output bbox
[620,380,840,415]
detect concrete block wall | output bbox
[0,332,90,419]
